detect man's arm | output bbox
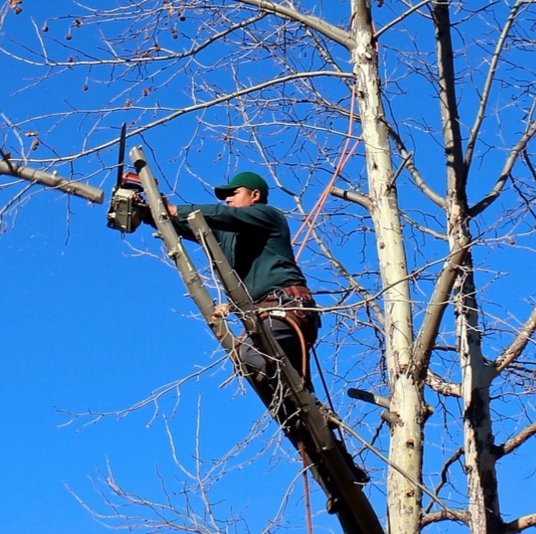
[142,201,282,238]
[166,202,178,218]
[170,203,280,234]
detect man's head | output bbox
[215,172,269,208]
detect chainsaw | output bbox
[106,123,148,233]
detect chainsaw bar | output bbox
[116,122,126,188]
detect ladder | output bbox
[130,145,384,534]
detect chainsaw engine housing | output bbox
[107,182,145,233]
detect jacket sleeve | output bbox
[171,203,281,237]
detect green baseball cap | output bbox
[214,171,269,201]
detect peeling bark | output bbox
[455,263,502,533]
[431,2,503,531]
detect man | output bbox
[153,171,320,387]
[142,173,369,513]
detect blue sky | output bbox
[1,1,536,533]
[0,177,316,531]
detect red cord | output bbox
[293,84,361,261]
[300,441,314,534]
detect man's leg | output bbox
[239,316,309,383]
[267,316,307,379]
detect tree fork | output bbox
[432,2,503,531]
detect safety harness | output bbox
[252,285,320,388]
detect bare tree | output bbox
[2,1,536,533]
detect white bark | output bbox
[455,264,501,533]
[351,2,421,532]
[431,2,502,530]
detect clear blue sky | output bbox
[1,1,535,533]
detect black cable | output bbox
[311,345,346,445]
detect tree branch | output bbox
[28,70,354,165]
[0,160,104,203]
[374,0,433,39]
[463,1,523,179]
[330,185,372,211]
[433,1,466,196]
[424,447,464,514]
[387,124,446,209]
[336,417,466,523]
[236,0,355,50]
[426,369,461,397]
[469,118,536,217]
[504,513,536,534]
[494,421,536,459]
[421,509,470,527]
[411,235,470,378]
[5,12,267,68]
[494,305,536,374]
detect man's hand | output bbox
[138,203,156,228]
[139,197,176,228]
[213,303,230,318]
[162,196,178,217]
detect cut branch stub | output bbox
[0,160,104,203]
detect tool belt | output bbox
[256,285,321,347]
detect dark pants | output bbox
[239,313,318,388]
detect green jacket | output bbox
[171,203,307,302]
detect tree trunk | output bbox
[455,255,502,533]
[432,2,503,531]
[351,2,422,532]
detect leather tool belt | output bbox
[256,285,321,347]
